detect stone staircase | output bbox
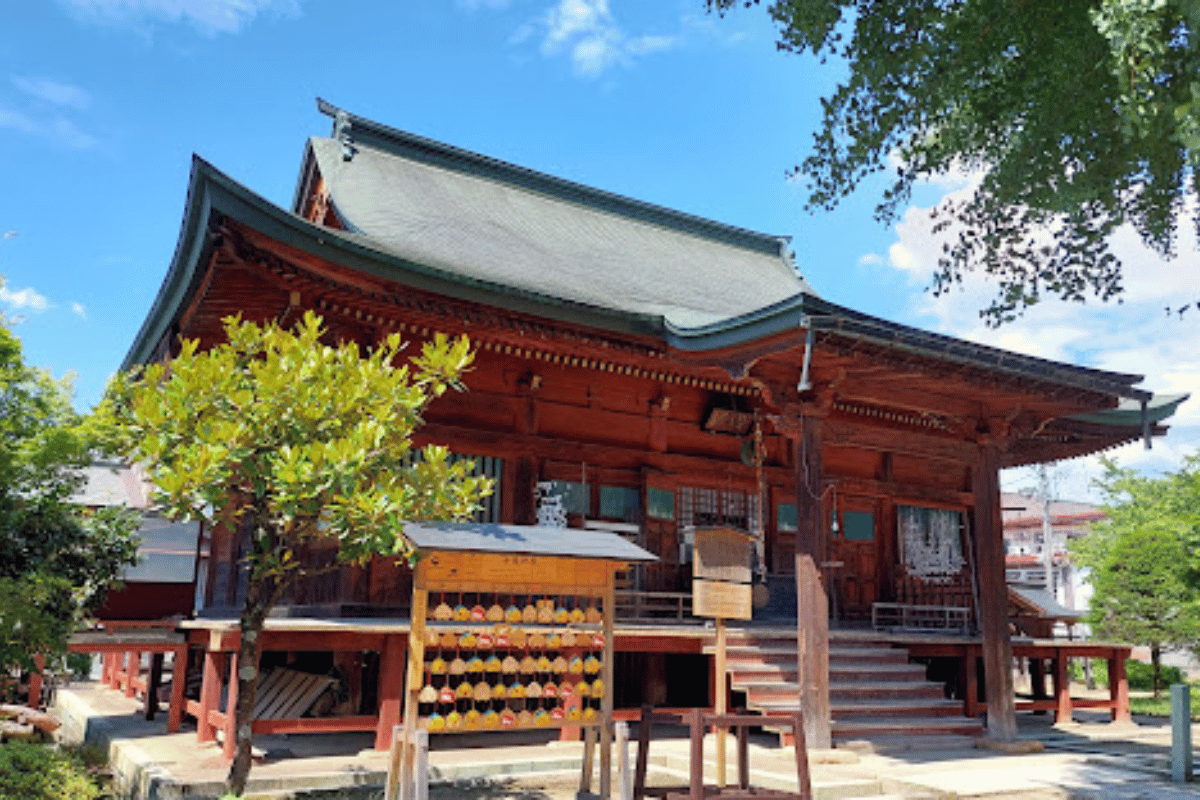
[706,629,984,746]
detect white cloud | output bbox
[530,0,681,77]
[71,302,87,319]
[60,0,301,35]
[883,173,1200,502]
[0,285,49,312]
[11,76,91,110]
[857,253,883,266]
[0,103,95,149]
[1,76,96,149]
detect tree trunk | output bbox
[225,514,285,797]
[225,593,269,795]
[1151,645,1162,699]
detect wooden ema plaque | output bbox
[692,527,753,585]
[693,578,753,621]
[393,552,622,800]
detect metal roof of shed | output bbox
[402,521,657,562]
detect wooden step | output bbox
[830,698,964,717]
[832,715,984,739]
[830,681,945,700]
[829,663,927,682]
[828,646,908,663]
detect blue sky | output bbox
[3,0,1198,501]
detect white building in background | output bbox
[1001,492,1103,617]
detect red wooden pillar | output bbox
[972,444,1017,740]
[374,632,405,750]
[197,649,221,743]
[124,651,139,698]
[961,646,980,718]
[27,655,44,709]
[1053,648,1072,724]
[793,415,831,750]
[222,651,239,759]
[167,646,187,733]
[101,653,114,687]
[1109,652,1130,723]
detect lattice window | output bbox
[677,487,761,536]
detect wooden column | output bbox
[124,652,140,698]
[794,416,831,749]
[1030,658,1048,715]
[1109,653,1131,723]
[399,563,429,800]
[101,653,115,688]
[167,645,186,733]
[144,653,164,720]
[600,572,616,799]
[961,646,980,718]
[1053,649,1072,724]
[28,655,44,709]
[375,633,406,750]
[197,648,221,743]
[972,444,1017,740]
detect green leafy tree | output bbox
[98,312,491,797]
[0,319,139,694]
[709,0,1199,323]
[1072,459,1200,696]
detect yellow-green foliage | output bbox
[0,743,103,800]
[99,312,491,581]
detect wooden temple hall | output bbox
[113,99,1185,752]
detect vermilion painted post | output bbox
[1054,648,1072,724]
[197,649,221,743]
[101,653,114,687]
[1109,653,1130,723]
[167,645,186,733]
[124,651,139,698]
[375,632,405,751]
[27,655,44,709]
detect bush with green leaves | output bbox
[0,742,103,800]
[1127,659,1187,692]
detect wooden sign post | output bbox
[692,527,753,787]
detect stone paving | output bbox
[49,682,1200,799]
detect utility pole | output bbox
[1039,464,1054,597]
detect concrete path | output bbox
[50,682,1200,799]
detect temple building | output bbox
[117,100,1186,750]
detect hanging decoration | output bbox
[899,505,964,583]
[536,482,568,528]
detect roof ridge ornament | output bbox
[334,110,356,162]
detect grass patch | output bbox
[1129,688,1200,720]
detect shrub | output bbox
[1126,659,1186,692]
[1067,657,1109,686]
[0,742,102,800]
